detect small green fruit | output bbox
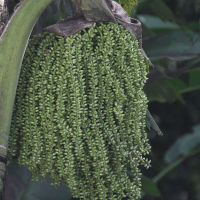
[9,22,151,200]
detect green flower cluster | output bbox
[8,22,151,200]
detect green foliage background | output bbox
[4,0,200,200]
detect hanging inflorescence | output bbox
[8,22,151,200]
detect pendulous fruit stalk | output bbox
[8,22,151,200]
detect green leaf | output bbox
[146,109,163,136]
[149,0,177,22]
[144,78,183,102]
[146,58,200,102]
[146,57,200,87]
[183,22,200,32]
[167,78,188,93]
[0,0,53,192]
[141,176,162,197]
[140,22,156,39]
[5,158,72,200]
[187,68,200,90]
[137,0,153,12]
[130,4,137,18]
[165,124,200,163]
[119,0,137,15]
[152,157,184,183]
[137,14,180,34]
[143,31,200,61]
[127,170,161,197]
[167,67,200,93]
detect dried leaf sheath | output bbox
[9,22,151,200]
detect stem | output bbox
[153,148,200,183]
[152,157,184,183]
[20,177,33,200]
[141,149,200,199]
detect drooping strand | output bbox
[103,23,136,199]
[29,35,55,178]
[79,28,103,200]
[9,22,151,200]
[117,26,149,195]
[17,34,50,172]
[93,25,119,199]
[66,33,91,199]
[60,35,80,194]
[36,33,59,181]
[49,35,69,185]
[96,23,127,199]
[8,35,43,159]
[105,23,137,199]
[84,25,110,200]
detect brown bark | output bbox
[72,0,116,22]
[42,0,151,62]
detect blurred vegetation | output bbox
[4,0,200,200]
[134,0,200,200]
